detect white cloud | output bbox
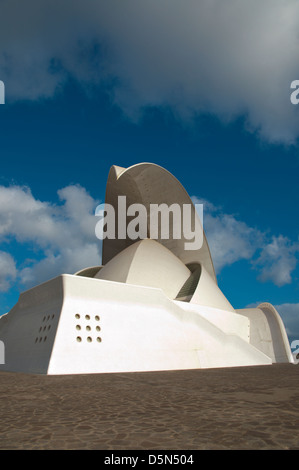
[193,196,263,273]
[254,235,299,286]
[274,303,299,340]
[193,196,299,286]
[20,244,100,287]
[0,251,17,292]
[204,212,261,273]
[0,1,299,143]
[0,184,101,289]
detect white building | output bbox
[0,163,293,374]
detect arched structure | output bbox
[102,163,216,282]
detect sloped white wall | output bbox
[48,275,272,374]
[0,277,63,374]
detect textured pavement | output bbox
[0,364,299,450]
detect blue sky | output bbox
[0,1,299,347]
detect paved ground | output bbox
[0,364,298,450]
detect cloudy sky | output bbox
[0,0,299,346]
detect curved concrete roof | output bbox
[237,303,294,363]
[96,238,191,300]
[102,163,217,282]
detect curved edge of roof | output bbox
[102,162,217,283]
[74,266,102,277]
[258,302,294,363]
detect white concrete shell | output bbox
[96,239,191,300]
[102,163,217,282]
[0,163,294,374]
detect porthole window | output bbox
[74,314,103,343]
